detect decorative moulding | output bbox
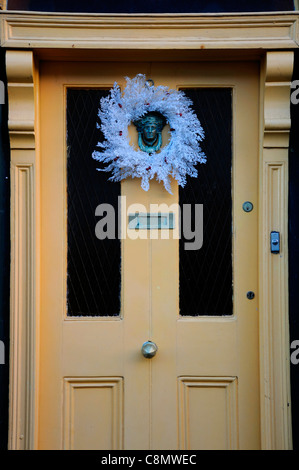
[6,49,38,450]
[259,51,294,450]
[0,11,298,50]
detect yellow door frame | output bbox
[1,11,297,449]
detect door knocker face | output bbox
[133,111,167,154]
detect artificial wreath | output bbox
[92,74,206,194]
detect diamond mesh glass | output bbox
[67,89,121,316]
[179,88,232,316]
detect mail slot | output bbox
[128,213,175,230]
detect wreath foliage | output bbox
[92,74,206,193]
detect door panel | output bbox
[178,376,238,450]
[39,60,260,450]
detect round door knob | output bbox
[141,341,158,359]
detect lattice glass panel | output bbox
[67,89,121,316]
[179,88,232,316]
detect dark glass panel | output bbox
[179,88,232,316]
[67,89,121,316]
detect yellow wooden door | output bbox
[39,60,260,450]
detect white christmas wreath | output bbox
[92,74,206,194]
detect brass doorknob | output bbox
[141,341,158,359]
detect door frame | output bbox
[1,11,297,450]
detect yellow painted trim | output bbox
[4,12,296,450]
[6,50,39,450]
[259,51,293,449]
[0,11,299,49]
